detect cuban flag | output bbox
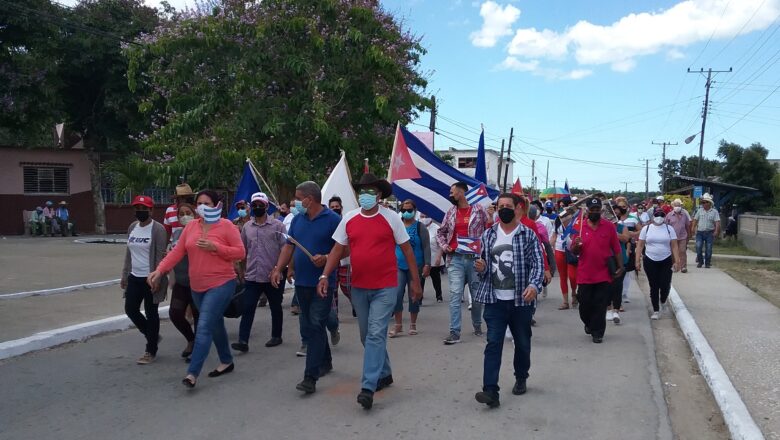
[200,201,223,224]
[229,160,277,220]
[465,184,489,205]
[388,124,500,223]
[456,237,482,255]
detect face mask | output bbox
[197,204,209,218]
[332,208,342,216]
[252,206,266,218]
[546,207,553,213]
[498,208,515,224]
[420,218,432,226]
[653,216,665,225]
[401,210,415,220]
[673,206,681,213]
[135,210,150,222]
[448,196,458,205]
[638,208,644,213]
[178,215,194,226]
[237,208,247,218]
[359,193,378,210]
[588,212,601,223]
[294,200,306,215]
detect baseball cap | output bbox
[585,197,601,209]
[131,195,154,208]
[234,199,247,208]
[250,192,269,205]
[544,201,554,208]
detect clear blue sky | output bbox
[380,0,780,192]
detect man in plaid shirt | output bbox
[473,193,544,408]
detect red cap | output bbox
[131,195,154,208]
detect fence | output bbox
[738,215,780,257]
[100,188,171,205]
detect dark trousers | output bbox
[239,280,284,342]
[608,271,626,309]
[169,282,199,342]
[644,256,673,311]
[577,282,610,338]
[483,301,533,393]
[296,286,333,380]
[430,265,444,300]
[124,275,159,355]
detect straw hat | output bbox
[701,193,713,203]
[175,183,195,197]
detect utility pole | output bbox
[644,159,649,201]
[531,160,535,200]
[428,95,437,152]
[687,67,731,178]
[545,160,549,188]
[502,127,514,192]
[620,181,629,193]
[652,141,678,193]
[497,139,505,189]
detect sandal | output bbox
[558,303,570,310]
[182,376,196,388]
[389,324,403,338]
[409,324,418,335]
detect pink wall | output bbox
[0,148,92,195]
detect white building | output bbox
[444,148,515,190]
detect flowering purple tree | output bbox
[127,0,430,197]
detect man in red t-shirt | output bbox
[569,197,624,343]
[318,173,421,410]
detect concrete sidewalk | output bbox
[0,277,671,440]
[670,251,780,440]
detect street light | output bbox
[684,132,699,144]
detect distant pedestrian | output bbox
[665,199,691,273]
[692,193,720,268]
[163,183,196,243]
[233,199,250,229]
[551,207,579,310]
[168,203,199,361]
[121,195,167,365]
[636,209,681,320]
[420,213,445,303]
[149,190,246,388]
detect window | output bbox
[458,157,477,169]
[23,166,70,194]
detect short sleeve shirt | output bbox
[572,219,621,285]
[287,207,341,287]
[128,222,153,277]
[333,207,410,289]
[693,208,720,232]
[640,224,678,261]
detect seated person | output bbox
[29,206,44,236]
[54,201,77,236]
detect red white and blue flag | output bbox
[456,237,482,255]
[465,184,489,206]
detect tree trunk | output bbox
[86,149,106,234]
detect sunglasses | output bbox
[400,208,415,214]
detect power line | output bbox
[704,0,771,65]
[687,0,733,68]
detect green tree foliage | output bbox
[126,0,430,198]
[658,155,723,192]
[716,140,776,210]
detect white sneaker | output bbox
[661,302,667,314]
[651,312,660,320]
[468,304,472,310]
[612,311,621,324]
[606,310,614,321]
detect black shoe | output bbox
[352,308,357,318]
[512,380,527,395]
[296,376,316,394]
[181,377,196,388]
[705,264,711,268]
[319,363,333,377]
[584,325,591,335]
[181,346,193,358]
[265,337,282,347]
[592,336,603,344]
[475,391,500,408]
[697,262,703,268]
[357,389,374,409]
[258,296,268,307]
[531,318,537,327]
[436,297,443,303]
[207,363,235,377]
[376,375,394,391]
[231,342,249,353]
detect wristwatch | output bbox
[318,274,327,280]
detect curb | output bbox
[0,306,169,361]
[669,286,765,440]
[0,279,121,300]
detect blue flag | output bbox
[229,161,276,220]
[475,129,487,184]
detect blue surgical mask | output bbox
[401,211,415,220]
[294,200,306,215]
[237,209,247,218]
[359,193,378,210]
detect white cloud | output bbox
[507,27,569,59]
[498,57,540,71]
[497,57,592,80]
[667,49,686,60]
[469,1,521,47]
[564,69,593,80]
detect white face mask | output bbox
[652,216,665,225]
[179,215,194,226]
[420,218,432,226]
[673,206,681,213]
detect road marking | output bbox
[0,279,121,300]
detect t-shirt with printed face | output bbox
[491,224,521,300]
[128,222,153,277]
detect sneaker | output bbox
[296,344,307,357]
[660,302,667,315]
[443,332,461,345]
[612,311,621,325]
[265,337,282,347]
[436,297,443,303]
[291,305,301,315]
[475,391,500,408]
[296,376,316,394]
[512,380,527,395]
[681,267,688,273]
[651,311,660,320]
[473,327,483,337]
[231,342,249,352]
[330,330,340,346]
[584,325,591,335]
[258,295,268,307]
[357,389,374,409]
[697,263,703,268]
[606,310,614,321]
[376,375,394,391]
[592,336,603,344]
[467,304,472,310]
[136,352,155,365]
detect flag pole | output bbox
[247,158,279,205]
[387,122,400,182]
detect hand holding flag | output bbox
[456,236,482,255]
[465,184,489,206]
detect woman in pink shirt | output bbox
[148,190,245,388]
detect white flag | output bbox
[322,151,358,213]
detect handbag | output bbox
[562,221,579,266]
[606,255,618,278]
[223,282,245,318]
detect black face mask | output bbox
[332,208,342,216]
[135,210,150,222]
[615,207,626,216]
[252,207,266,217]
[498,208,515,224]
[588,212,601,223]
[449,196,458,205]
[546,207,553,213]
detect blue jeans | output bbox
[327,290,339,333]
[483,300,533,393]
[296,286,332,379]
[238,281,284,343]
[351,286,396,391]
[394,267,422,314]
[188,279,237,377]
[447,254,483,335]
[696,230,714,265]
